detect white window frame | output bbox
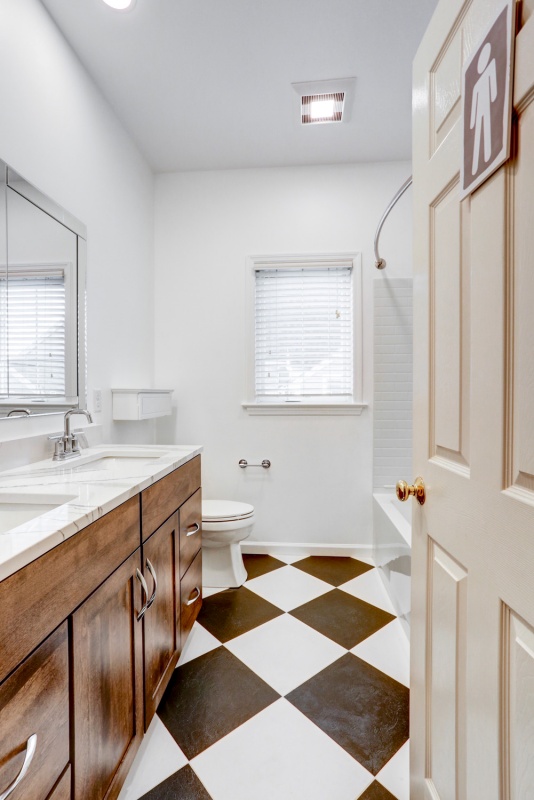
[243,253,366,416]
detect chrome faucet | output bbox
[49,408,93,461]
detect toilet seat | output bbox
[202,499,254,524]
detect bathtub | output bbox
[373,491,411,638]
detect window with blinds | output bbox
[0,268,66,397]
[254,265,353,401]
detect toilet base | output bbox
[202,542,248,588]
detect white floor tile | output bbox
[272,552,308,564]
[339,568,397,614]
[245,565,332,611]
[203,586,228,598]
[177,621,221,667]
[191,698,373,800]
[225,614,346,695]
[376,739,410,800]
[117,715,188,800]
[351,620,410,687]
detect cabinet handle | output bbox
[186,586,201,606]
[0,733,37,800]
[145,559,158,610]
[136,568,150,621]
[186,523,200,537]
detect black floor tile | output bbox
[286,653,409,775]
[292,556,373,586]
[243,554,286,580]
[197,587,283,642]
[358,781,398,800]
[158,646,280,759]
[139,765,212,799]
[290,589,395,649]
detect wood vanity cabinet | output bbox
[0,456,202,800]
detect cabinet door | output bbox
[0,623,69,800]
[142,512,180,729]
[72,549,144,800]
[46,767,71,800]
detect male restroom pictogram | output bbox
[461,2,514,197]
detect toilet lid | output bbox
[202,499,255,522]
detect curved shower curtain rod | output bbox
[374,175,413,270]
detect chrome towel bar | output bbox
[239,459,271,469]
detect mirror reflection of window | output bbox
[0,185,6,397]
[5,266,67,396]
[3,188,77,402]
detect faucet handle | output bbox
[49,438,65,460]
[72,430,89,449]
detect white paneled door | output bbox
[411,1,534,798]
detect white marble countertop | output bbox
[0,444,202,582]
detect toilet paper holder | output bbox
[238,459,271,469]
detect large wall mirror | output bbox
[0,161,86,419]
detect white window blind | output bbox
[0,268,66,397]
[254,266,353,399]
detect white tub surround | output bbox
[373,491,411,636]
[0,444,202,581]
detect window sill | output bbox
[242,402,367,416]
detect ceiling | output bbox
[40,0,439,173]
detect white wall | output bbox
[154,163,412,546]
[0,0,155,454]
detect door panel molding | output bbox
[501,604,534,799]
[426,541,467,800]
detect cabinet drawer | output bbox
[0,623,70,800]
[0,496,140,684]
[179,488,202,579]
[180,549,202,649]
[142,457,201,541]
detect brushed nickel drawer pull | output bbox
[186,523,200,537]
[0,733,37,800]
[136,568,150,621]
[145,559,158,610]
[186,587,201,606]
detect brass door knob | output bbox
[396,477,426,505]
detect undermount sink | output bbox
[72,450,167,470]
[53,449,169,472]
[0,493,77,535]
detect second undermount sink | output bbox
[0,493,77,535]
[66,450,169,472]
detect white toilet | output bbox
[201,499,255,588]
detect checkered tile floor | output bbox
[118,554,410,800]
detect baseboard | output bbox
[241,541,375,563]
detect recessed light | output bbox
[301,93,344,125]
[102,0,136,10]
[310,99,336,120]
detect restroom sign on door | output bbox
[460,0,515,199]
